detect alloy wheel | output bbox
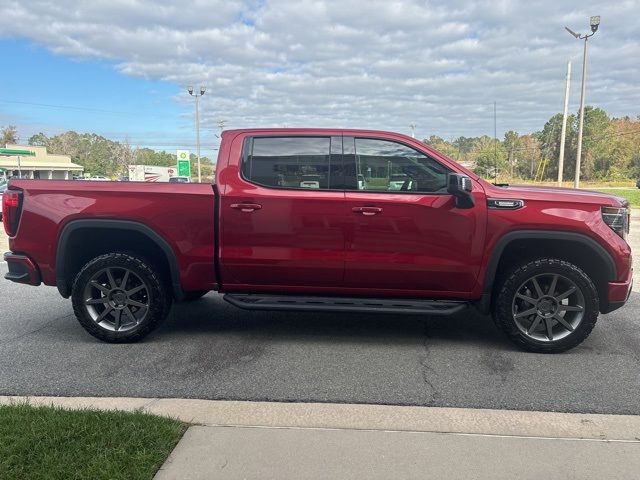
[82,267,150,332]
[511,273,585,342]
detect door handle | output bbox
[231,203,262,213]
[352,206,383,216]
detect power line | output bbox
[0,99,139,116]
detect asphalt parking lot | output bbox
[1,261,639,415]
[0,213,638,415]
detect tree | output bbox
[28,132,50,146]
[579,106,612,180]
[452,136,476,164]
[503,131,520,179]
[471,136,507,179]
[423,135,458,159]
[1,125,18,145]
[515,134,542,180]
[109,137,135,177]
[135,148,175,167]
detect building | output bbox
[0,144,84,180]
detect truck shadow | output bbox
[160,293,513,351]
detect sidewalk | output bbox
[158,425,640,480]
[2,396,640,479]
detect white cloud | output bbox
[1,0,639,139]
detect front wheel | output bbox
[71,253,172,343]
[493,258,599,353]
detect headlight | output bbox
[601,206,629,240]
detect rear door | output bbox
[342,136,486,295]
[220,134,347,288]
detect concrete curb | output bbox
[2,395,640,441]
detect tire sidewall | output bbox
[71,253,171,343]
[494,259,599,353]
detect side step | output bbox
[223,294,468,316]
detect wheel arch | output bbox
[56,219,184,300]
[479,230,616,314]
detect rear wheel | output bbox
[71,253,172,343]
[493,258,599,353]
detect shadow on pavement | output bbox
[159,293,513,351]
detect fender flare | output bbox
[478,230,617,313]
[55,219,184,299]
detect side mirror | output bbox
[447,173,475,209]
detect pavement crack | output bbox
[419,321,439,406]
[0,314,74,344]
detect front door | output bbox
[342,136,486,296]
[220,134,347,288]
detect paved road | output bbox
[1,262,639,415]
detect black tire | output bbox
[493,258,599,353]
[71,253,172,343]
[180,290,209,302]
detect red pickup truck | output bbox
[2,129,633,352]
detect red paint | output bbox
[2,128,633,312]
[5,181,215,292]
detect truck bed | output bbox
[7,179,217,293]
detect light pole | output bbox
[565,15,600,188]
[410,124,416,139]
[188,85,205,182]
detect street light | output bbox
[187,85,206,182]
[565,15,600,188]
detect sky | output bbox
[0,0,639,158]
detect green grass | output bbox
[0,403,187,480]
[592,188,640,207]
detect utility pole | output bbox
[187,85,206,182]
[565,16,600,188]
[493,101,498,184]
[558,61,571,187]
[410,124,416,138]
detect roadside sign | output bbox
[177,150,191,177]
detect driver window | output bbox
[353,138,449,193]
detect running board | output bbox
[223,294,468,316]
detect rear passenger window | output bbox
[242,137,332,189]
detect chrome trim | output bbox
[487,198,524,210]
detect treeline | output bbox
[26,131,215,179]
[3,106,640,182]
[425,107,640,181]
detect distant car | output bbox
[636,179,640,189]
[169,176,191,183]
[299,174,321,189]
[87,176,110,181]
